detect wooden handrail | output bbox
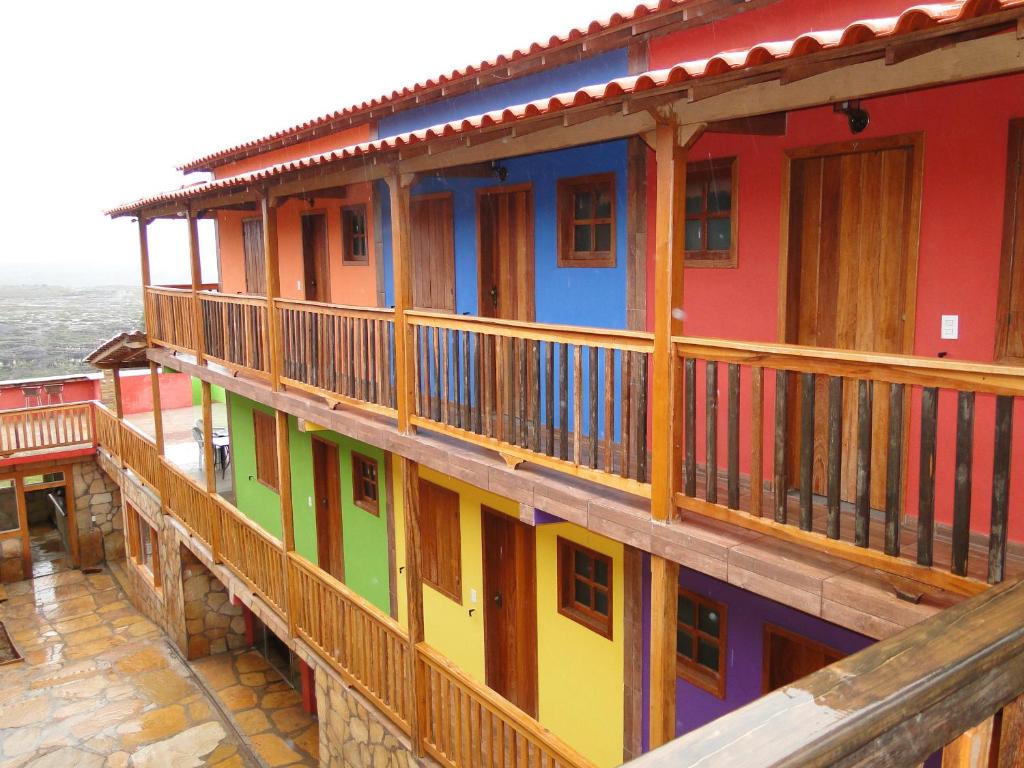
[146,285,195,296]
[674,336,1024,396]
[197,290,269,307]
[408,309,654,352]
[0,402,94,456]
[276,297,397,318]
[625,578,1024,768]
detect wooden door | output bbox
[482,507,538,717]
[411,194,456,312]
[302,212,330,303]
[242,218,266,296]
[783,135,921,507]
[997,119,1024,362]
[312,438,344,581]
[477,185,535,321]
[763,624,844,693]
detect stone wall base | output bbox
[182,546,246,659]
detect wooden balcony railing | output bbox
[627,576,1024,768]
[146,287,197,353]
[288,553,412,732]
[86,401,593,768]
[0,402,93,458]
[673,338,1024,592]
[199,291,270,377]
[417,644,595,768]
[408,311,652,496]
[277,299,397,415]
[119,420,162,492]
[215,496,288,616]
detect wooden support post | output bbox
[138,217,152,341]
[149,362,164,456]
[112,365,124,420]
[400,457,426,755]
[648,118,703,751]
[261,192,284,390]
[201,381,216,493]
[650,119,704,523]
[187,208,205,364]
[649,554,680,749]
[276,409,294,551]
[941,717,994,767]
[388,174,416,434]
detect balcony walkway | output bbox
[0,565,257,767]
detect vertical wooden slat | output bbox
[462,330,471,430]
[706,360,718,504]
[622,352,633,480]
[559,344,569,461]
[918,387,939,567]
[589,345,599,469]
[440,328,450,425]
[997,693,1024,766]
[727,363,740,510]
[544,342,554,456]
[799,372,815,531]
[988,395,1014,584]
[637,351,649,484]
[855,380,873,548]
[827,376,844,540]
[750,366,764,517]
[684,358,697,497]
[885,383,906,556]
[604,348,615,472]
[773,370,789,524]
[573,346,582,466]
[951,391,976,577]
[940,716,994,768]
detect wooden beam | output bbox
[400,457,427,756]
[187,209,205,365]
[201,381,216,493]
[149,361,164,456]
[388,173,416,434]
[112,364,124,420]
[649,554,679,749]
[138,218,152,342]
[261,192,284,390]
[276,409,294,551]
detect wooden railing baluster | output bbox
[988,395,1014,584]
[885,383,905,556]
[918,386,939,568]
[559,344,569,461]
[799,372,815,531]
[727,363,740,510]
[773,370,789,525]
[855,380,873,548]
[827,376,843,540]
[588,346,598,469]
[684,358,697,497]
[951,391,976,577]
[706,360,718,504]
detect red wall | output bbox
[0,372,192,415]
[643,67,1024,545]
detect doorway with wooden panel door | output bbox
[782,134,922,509]
[301,212,330,303]
[481,507,538,717]
[477,185,535,441]
[312,437,344,582]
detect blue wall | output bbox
[379,51,628,138]
[381,141,630,330]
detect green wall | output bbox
[289,424,392,614]
[226,392,392,614]
[192,378,226,406]
[228,393,283,538]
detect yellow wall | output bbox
[392,457,624,767]
[536,523,624,767]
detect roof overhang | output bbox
[85,332,150,369]
[109,1,1024,220]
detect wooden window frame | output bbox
[127,503,161,588]
[341,204,369,265]
[351,451,380,516]
[557,537,613,639]
[418,479,462,604]
[252,410,279,491]
[676,587,727,698]
[685,157,738,269]
[997,118,1024,362]
[557,172,616,268]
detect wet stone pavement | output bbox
[0,566,260,767]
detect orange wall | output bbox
[217,182,379,307]
[213,123,372,179]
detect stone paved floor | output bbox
[191,650,318,767]
[0,566,259,767]
[27,525,71,580]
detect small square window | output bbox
[557,537,613,638]
[342,205,369,264]
[685,158,737,269]
[676,587,726,697]
[557,173,616,268]
[351,452,379,515]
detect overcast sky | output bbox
[0,0,635,288]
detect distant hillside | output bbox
[0,285,143,381]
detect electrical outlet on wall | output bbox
[941,314,959,340]
[297,280,302,291]
[470,588,478,604]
